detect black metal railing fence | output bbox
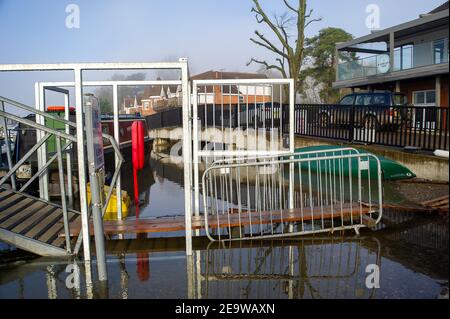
[145,103,449,151]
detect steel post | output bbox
[113,84,122,220]
[56,136,72,254]
[74,68,91,262]
[85,95,108,282]
[0,101,16,190]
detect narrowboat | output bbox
[3,107,152,184]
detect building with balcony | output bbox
[333,2,449,108]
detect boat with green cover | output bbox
[291,145,416,181]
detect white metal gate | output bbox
[191,79,296,221]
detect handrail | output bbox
[1,96,126,256]
[19,141,73,192]
[0,95,76,128]
[0,110,77,142]
[0,133,52,186]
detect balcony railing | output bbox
[338,38,449,81]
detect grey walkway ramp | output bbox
[0,188,81,257]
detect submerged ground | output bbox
[0,154,448,299]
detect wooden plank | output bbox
[65,204,371,236]
[0,188,13,199]
[428,199,449,207]
[0,194,25,211]
[421,195,449,206]
[51,236,67,249]
[0,197,35,223]
[38,212,75,244]
[11,205,57,234]
[24,208,64,240]
[0,201,47,230]
[52,215,81,248]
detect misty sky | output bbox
[0,0,445,106]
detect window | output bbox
[355,95,372,106]
[372,95,389,106]
[394,94,408,106]
[413,90,436,106]
[101,124,109,135]
[434,39,445,64]
[401,45,413,69]
[339,95,355,105]
[394,44,413,70]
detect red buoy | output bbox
[132,121,145,170]
[132,121,146,217]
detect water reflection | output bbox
[0,216,447,299]
[0,155,448,299]
[193,237,381,299]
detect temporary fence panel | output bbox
[201,147,383,241]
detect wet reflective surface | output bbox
[0,153,448,299]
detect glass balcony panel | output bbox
[338,38,448,81]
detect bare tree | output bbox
[247,0,321,95]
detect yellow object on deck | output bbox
[87,184,131,221]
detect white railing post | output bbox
[181,58,193,256]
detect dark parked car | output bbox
[318,92,409,130]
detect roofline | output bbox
[337,9,449,50]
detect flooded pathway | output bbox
[0,153,448,299]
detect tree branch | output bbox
[251,0,290,51]
[247,58,285,75]
[305,17,322,28]
[251,30,288,58]
[283,0,298,13]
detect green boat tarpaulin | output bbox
[290,145,415,181]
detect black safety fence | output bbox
[146,107,182,130]
[145,103,449,151]
[295,104,449,151]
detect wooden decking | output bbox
[421,195,449,214]
[64,203,372,237]
[0,188,80,256]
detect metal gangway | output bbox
[0,61,192,282]
[0,95,123,257]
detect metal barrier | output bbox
[0,95,124,255]
[201,148,383,241]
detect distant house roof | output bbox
[429,1,449,14]
[122,95,142,108]
[191,71,268,94]
[191,70,268,81]
[142,85,180,99]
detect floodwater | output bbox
[0,153,448,299]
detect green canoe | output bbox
[289,145,416,181]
